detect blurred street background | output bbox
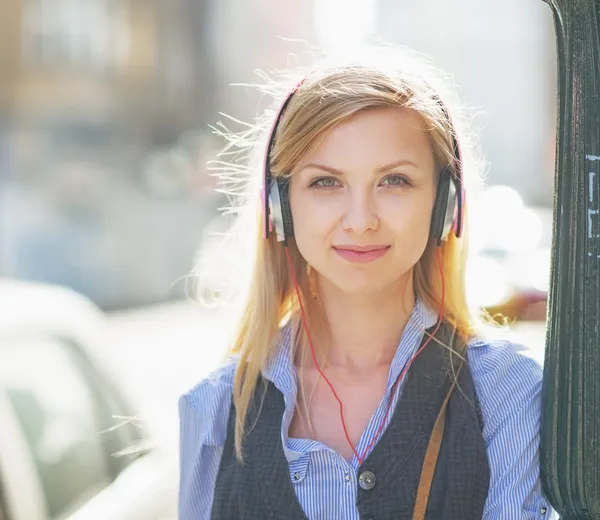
[0,1,557,519]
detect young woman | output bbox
[178,46,555,519]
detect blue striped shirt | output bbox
[179,300,557,519]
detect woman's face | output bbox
[289,106,438,297]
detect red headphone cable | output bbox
[284,247,446,466]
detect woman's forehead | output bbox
[296,107,435,174]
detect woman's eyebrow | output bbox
[300,159,419,176]
[377,159,419,172]
[300,164,344,176]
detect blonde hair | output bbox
[196,45,487,460]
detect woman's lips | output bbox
[333,246,390,263]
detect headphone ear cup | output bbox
[430,171,451,243]
[278,179,295,240]
[268,179,284,242]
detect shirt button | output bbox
[293,472,301,481]
[541,506,547,515]
[358,470,376,490]
[344,473,350,482]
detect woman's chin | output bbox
[330,279,389,298]
[322,271,410,300]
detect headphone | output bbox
[262,82,465,247]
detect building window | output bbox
[21,0,129,71]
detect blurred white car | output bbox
[0,279,177,520]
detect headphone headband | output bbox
[262,82,305,240]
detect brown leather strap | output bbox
[412,361,463,520]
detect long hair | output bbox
[195,45,487,460]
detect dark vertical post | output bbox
[540,0,600,518]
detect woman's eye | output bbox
[381,174,410,187]
[310,177,340,189]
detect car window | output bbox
[63,337,148,477]
[0,334,146,519]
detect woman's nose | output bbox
[341,192,380,234]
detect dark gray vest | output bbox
[211,324,491,519]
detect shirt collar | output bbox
[386,297,437,391]
[262,322,296,401]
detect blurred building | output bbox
[1,0,217,164]
[0,0,220,309]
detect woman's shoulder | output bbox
[182,360,238,405]
[178,361,238,447]
[466,332,543,383]
[466,334,544,432]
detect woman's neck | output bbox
[302,277,416,374]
